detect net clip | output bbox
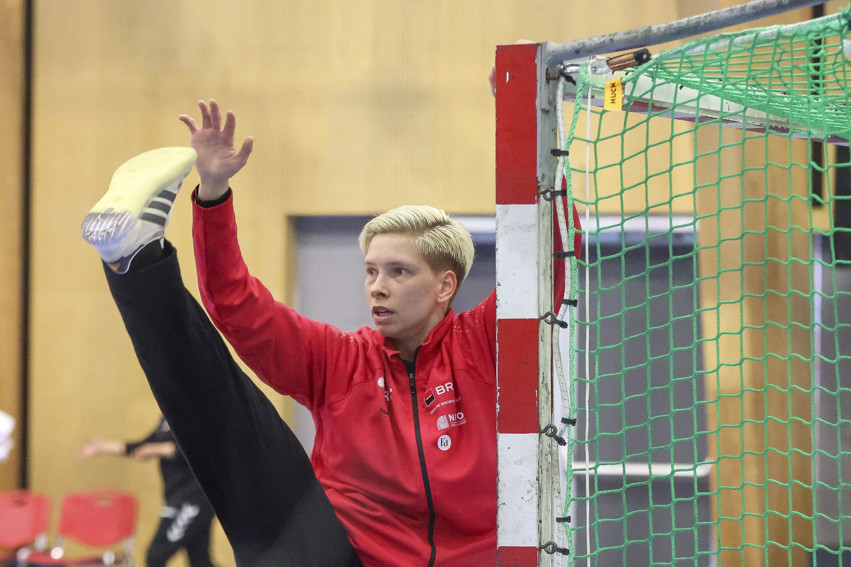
[541,424,567,446]
[550,63,578,84]
[553,250,575,259]
[540,541,570,556]
[540,312,568,328]
[538,188,567,201]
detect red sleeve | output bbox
[191,192,342,410]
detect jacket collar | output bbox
[380,308,456,359]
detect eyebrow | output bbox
[363,260,417,270]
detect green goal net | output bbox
[554,7,851,566]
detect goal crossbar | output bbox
[549,8,851,146]
[544,0,828,67]
[554,66,851,146]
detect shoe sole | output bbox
[81,147,196,263]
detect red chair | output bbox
[0,490,50,566]
[25,490,137,567]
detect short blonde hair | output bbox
[358,205,475,287]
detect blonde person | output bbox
[81,98,569,565]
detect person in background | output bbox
[79,417,217,567]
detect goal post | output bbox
[494,2,851,566]
[494,41,559,567]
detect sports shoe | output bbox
[81,147,197,273]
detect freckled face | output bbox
[364,233,455,358]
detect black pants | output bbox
[146,498,216,567]
[104,243,363,567]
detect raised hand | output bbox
[179,99,254,201]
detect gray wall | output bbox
[571,229,713,566]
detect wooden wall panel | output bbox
[694,5,833,566]
[0,0,24,492]
[30,3,691,564]
[696,132,816,567]
[25,1,831,565]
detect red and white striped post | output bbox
[494,42,559,567]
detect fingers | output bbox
[77,441,96,460]
[223,110,254,156]
[178,100,213,133]
[182,100,250,154]
[178,114,198,133]
[186,99,233,135]
[222,109,237,138]
[209,99,222,131]
[199,99,212,129]
[237,136,254,161]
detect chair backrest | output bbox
[0,490,50,549]
[58,490,137,548]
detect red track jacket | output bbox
[193,196,498,566]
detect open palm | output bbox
[179,99,253,191]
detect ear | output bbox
[437,270,458,305]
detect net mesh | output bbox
[631,10,851,142]
[556,8,851,567]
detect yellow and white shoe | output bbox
[81,147,196,273]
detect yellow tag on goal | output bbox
[604,77,623,110]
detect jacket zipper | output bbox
[407,361,437,566]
